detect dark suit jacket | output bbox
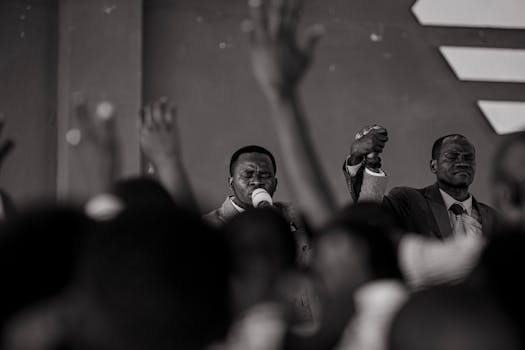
[342,159,500,239]
[384,183,499,240]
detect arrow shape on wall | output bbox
[412,0,525,29]
[478,101,525,135]
[440,47,525,83]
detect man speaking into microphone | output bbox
[204,145,296,226]
[204,145,309,263]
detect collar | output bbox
[229,196,245,213]
[439,189,473,216]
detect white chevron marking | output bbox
[412,0,525,29]
[478,101,525,134]
[440,47,525,83]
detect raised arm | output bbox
[72,97,120,196]
[246,0,335,229]
[342,125,389,203]
[139,98,198,212]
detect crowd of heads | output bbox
[0,131,523,350]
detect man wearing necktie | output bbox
[344,133,497,239]
[343,133,499,288]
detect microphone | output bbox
[252,188,273,208]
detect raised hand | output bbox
[349,125,388,167]
[138,98,197,211]
[74,98,118,153]
[71,96,120,195]
[244,0,336,229]
[246,0,324,98]
[139,97,180,167]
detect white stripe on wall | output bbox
[412,0,525,29]
[440,47,525,83]
[478,101,525,135]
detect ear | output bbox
[274,176,278,190]
[430,159,437,174]
[228,177,233,191]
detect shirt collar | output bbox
[229,196,245,213]
[439,189,473,216]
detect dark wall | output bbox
[1,0,521,209]
[0,0,57,204]
[144,0,523,212]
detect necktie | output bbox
[449,203,467,236]
[449,203,465,216]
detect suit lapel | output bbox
[473,198,493,237]
[424,184,453,239]
[218,197,240,223]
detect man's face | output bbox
[431,137,476,188]
[229,152,277,208]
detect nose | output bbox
[249,174,267,187]
[250,178,264,187]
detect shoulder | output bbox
[475,200,498,217]
[274,201,296,219]
[389,186,414,194]
[386,186,430,209]
[202,208,223,226]
[388,186,421,197]
[389,185,435,197]
[274,202,303,226]
[203,201,231,226]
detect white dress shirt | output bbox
[439,189,482,238]
[398,190,486,290]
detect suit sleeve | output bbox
[342,159,388,204]
[342,159,363,204]
[383,187,412,231]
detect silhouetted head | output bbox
[75,204,232,350]
[473,229,525,344]
[225,207,296,273]
[325,202,403,282]
[389,284,522,350]
[0,204,92,340]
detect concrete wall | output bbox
[0,0,58,204]
[1,0,523,210]
[144,0,523,212]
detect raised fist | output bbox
[348,125,388,166]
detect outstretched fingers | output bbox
[283,0,303,31]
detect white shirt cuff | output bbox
[365,167,386,177]
[345,156,386,177]
[345,161,362,177]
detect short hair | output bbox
[431,134,468,160]
[326,202,403,281]
[229,145,277,176]
[223,208,297,274]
